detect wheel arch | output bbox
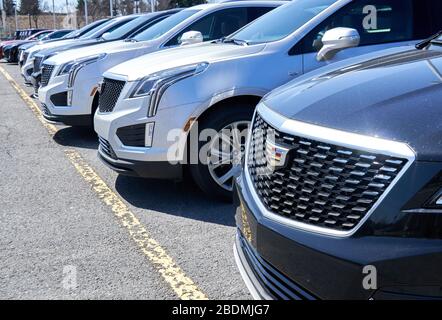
[195,94,263,125]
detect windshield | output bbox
[104,15,151,40]
[80,19,116,39]
[228,0,338,44]
[133,9,199,42]
[69,20,107,38]
[36,32,51,40]
[62,31,75,39]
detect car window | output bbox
[103,16,149,40]
[229,0,338,44]
[247,7,274,22]
[50,31,71,39]
[80,19,116,39]
[411,0,442,39]
[299,0,417,54]
[165,7,272,47]
[99,19,135,37]
[133,10,199,42]
[127,15,169,37]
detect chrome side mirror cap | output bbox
[179,31,203,46]
[317,27,360,61]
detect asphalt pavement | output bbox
[0,61,250,300]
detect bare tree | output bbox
[20,0,41,27]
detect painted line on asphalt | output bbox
[0,65,208,300]
[0,66,57,136]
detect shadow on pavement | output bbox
[115,175,236,227]
[53,126,98,150]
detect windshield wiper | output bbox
[222,37,249,46]
[124,38,138,42]
[416,30,442,49]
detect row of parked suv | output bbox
[6,0,442,299]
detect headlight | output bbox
[128,62,209,117]
[57,54,107,87]
[28,50,39,60]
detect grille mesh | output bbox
[239,234,315,300]
[23,51,28,64]
[34,56,43,73]
[98,78,126,113]
[40,64,55,87]
[247,113,408,232]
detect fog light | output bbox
[67,90,73,106]
[145,122,155,147]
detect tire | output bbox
[189,104,255,201]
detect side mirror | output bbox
[101,32,111,40]
[317,27,360,61]
[179,31,203,46]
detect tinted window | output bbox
[100,18,136,37]
[127,16,168,37]
[69,20,108,38]
[229,0,338,44]
[49,30,72,39]
[166,7,254,46]
[299,0,423,54]
[247,7,274,22]
[412,0,442,39]
[133,10,199,42]
[104,16,152,40]
[80,19,117,39]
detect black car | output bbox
[234,33,442,300]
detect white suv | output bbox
[37,2,282,126]
[94,0,442,199]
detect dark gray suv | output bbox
[234,33,442,299]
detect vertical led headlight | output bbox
[57,54,107,88]
[128,62,209,117]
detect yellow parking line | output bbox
[0,66,58,136]
[0,65,208,300]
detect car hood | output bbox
[27,38,78,54]
[106,42,265,81]
[37,38,99,57]
[1,40,16,47]
[19,42,38,50]
[46,39,151,65]
[10,40,34,48]
[263,46,442,161]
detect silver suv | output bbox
[94,0,442,199]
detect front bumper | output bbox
[94,90,201,179]
[98,151,182,180]
[234,173,442,300]
[38,67,99,126]
[22,60,34,84]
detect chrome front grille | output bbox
[34,56,43,73]
[247,113,409,233]
[23,51,28,63]
[40,64,55,87]
[98,78,126,113]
